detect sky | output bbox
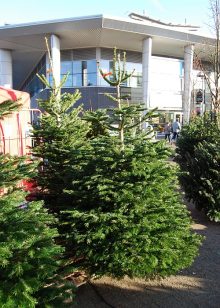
[0,0,213,35]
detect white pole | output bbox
[183,44,194,124]
[142,37,152,129]
[142,37,152,111]
[50,34,60,87]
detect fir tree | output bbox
[0,100,74,307]
[61,48,202,278]
[177,114,220,221]
[33,46,202,280]
[64,135,202,278]
[32,49,89,208]
[31,81,89,214]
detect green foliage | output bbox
[64,134,202,278]
[177,114,219,156]
[0,99,22,119]
[0,155,35,190]
[83,109,110,138]
[84,104,157,139]
[0,101,74,306]
[34,48,202,282]
[32,85,88,198]
[177,113,220,221]
[0,192,74,307]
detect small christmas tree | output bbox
[31,86,88,204]
[32,40,89,209]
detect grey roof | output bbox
[0,14,214,89]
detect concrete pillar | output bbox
[96,47,101,86]
[183,44,194,124]
[50,34,60,87]
[142,37,152,111]
[0,49,12,88]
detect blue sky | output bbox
[0,0,212,34]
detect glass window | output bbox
[99,60,111,86]
[125,63,142,88]
[136,74,142,87]
[72,74,82,87]
[82,61,87,86]
[73,61,82,86]
[98,60,143,88]
[87,60,97,86]
[61,74,73,87]
[27,77,40,97]
[73,61,82,74]
[134,63,142,74]
[44,51,145,90]
[126,62,135,72]
[22,56,46,95]
[180,61,184,77]
[61,61,72,74]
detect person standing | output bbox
[164,122,171,142]
[171,118,181,142]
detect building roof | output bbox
[0,14,214,89]
[128,12,200,31]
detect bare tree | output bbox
[194,0,220,123]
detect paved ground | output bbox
[75,202,220,308]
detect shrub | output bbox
[177,114,220,221]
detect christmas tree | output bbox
[0,99,74,307]
[33,47,202,279]
[62,48,202,278]
[31,39,89,210]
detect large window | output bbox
[47,49,144,89]
[60,59,97,87]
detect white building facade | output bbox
[0,14,213,124]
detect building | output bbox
[0,13,214,124]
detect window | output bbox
[73,61,82,86]
[99,60,111,86]
[61,74,73,87]
[61,61,72,74]
[87,60,97,86]
[56,50,144,89]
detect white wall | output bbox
[149,56,183,110]
[0,50,12,88]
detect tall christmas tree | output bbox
[0,100,74,307]
[61,48,202,279]
[33,46,202,279]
